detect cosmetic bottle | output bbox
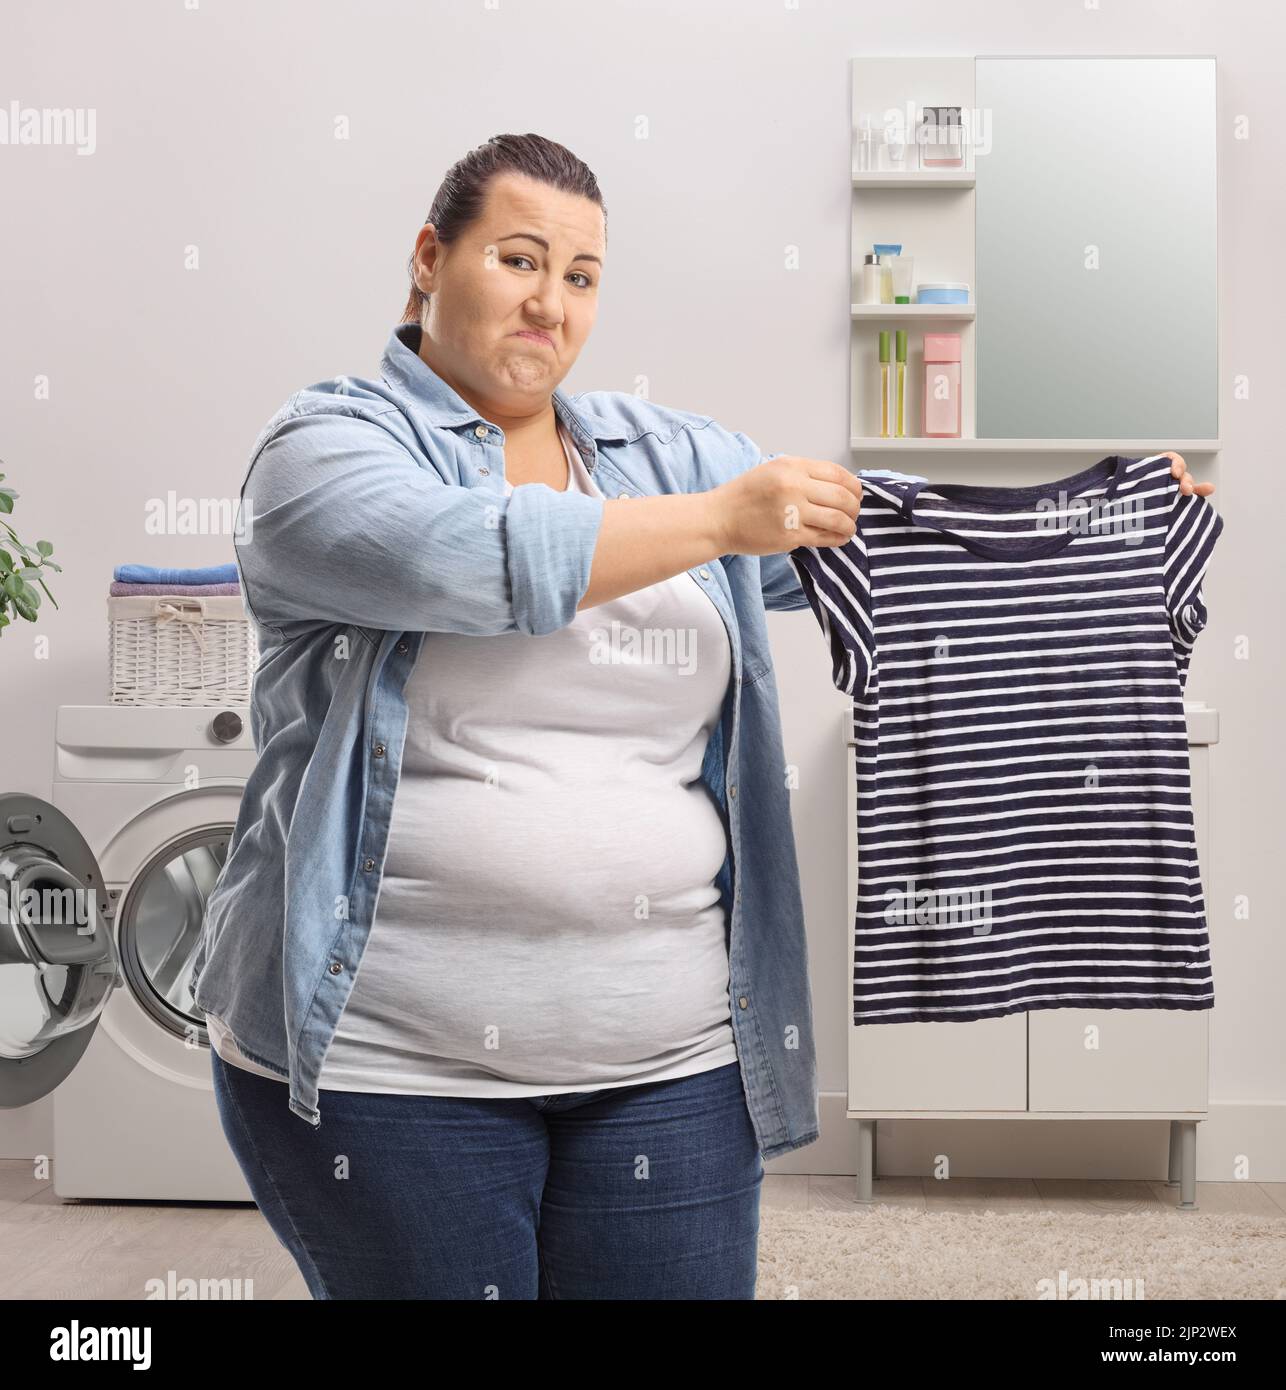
[878,330,891,438]
[894,330,908,437]
[877,123,910,172]
[922,333,962,437]
[872,243,901,303]
[860,253,883,305]
[889,255,914,304]
[855,114,876,172]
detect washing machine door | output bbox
[0,792,119,1108]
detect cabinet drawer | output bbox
[849,1014,1027,1111]
[1028,1008,1209,1112]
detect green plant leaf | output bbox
[0,469,58,628]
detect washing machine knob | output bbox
[210,710,243,744]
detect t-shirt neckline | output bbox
[502,421,583,497]
[898,455,1127,561]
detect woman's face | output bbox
[413,171,605,417]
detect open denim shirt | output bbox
[189,321,922,1161]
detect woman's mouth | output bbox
[512,331,554,348]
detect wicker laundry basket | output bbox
[107,593,257,706]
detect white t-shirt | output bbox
[207,421,738,1093]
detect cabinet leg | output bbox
[855,1120,875,1204]
[1167,1119,1180,1185]
[1177,1121,1198,1211]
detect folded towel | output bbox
[110,582,242,597]
[114,563,238,585]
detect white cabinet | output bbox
[843,703,1217,1205]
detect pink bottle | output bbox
[922,334,961,438]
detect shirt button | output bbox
[328,962,343,975]
[729,785,737,798]
[363,857,376,872]
[395,640,409,655]
[373,742,386,758]
[698,568,711,580]
[737,996,749,1010]
[474,423,489,438]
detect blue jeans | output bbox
[210,1050,764,1299]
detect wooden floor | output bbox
[2,1159,1283,1300]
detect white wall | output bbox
[1,0,1281,1177]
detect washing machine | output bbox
[0,704,257,1199]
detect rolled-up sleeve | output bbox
[235,410,604,636]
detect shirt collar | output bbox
[380,321,627,445]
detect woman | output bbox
[190,133,1207,1300]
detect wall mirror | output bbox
[974,56,1217,441]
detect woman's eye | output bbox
[505,255,593,288]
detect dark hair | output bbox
[401,133,607,324]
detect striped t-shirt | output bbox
[787,453,1224,1025]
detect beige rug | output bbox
[755,1205,1286,1299]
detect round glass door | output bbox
[114,827,230,1040]
[0,793,117,1108]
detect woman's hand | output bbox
[1164,452,1214,497]
[713,456,863,556]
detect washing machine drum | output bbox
[0,793,119,1108]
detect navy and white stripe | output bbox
[789,454,1224,1025]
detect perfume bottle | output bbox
[878,330,891,438]
[894,329,908,438]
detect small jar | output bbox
[918,106,966,169]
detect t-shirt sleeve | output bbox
[1162,481,1224,685]
[787,532,875,698]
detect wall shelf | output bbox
[852,303,975,320]
[852,171,975,188]
[850,437,1222,453]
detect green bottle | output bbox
[878,330,891,439]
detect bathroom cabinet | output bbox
[843,702,1218,1209]
[850,54,1219,456]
